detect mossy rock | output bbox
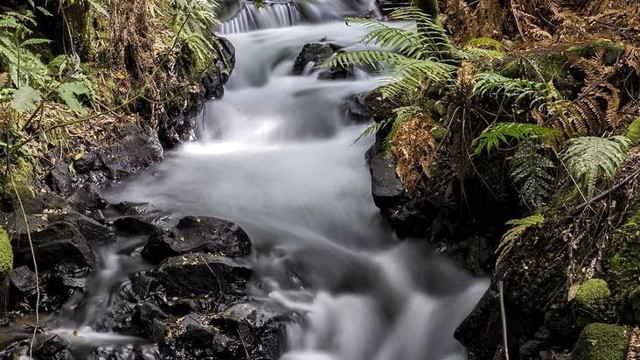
[499,51,575,93]
[567,39,625,66]
[575,279,611,311]
[572,323,629,360]
[625,117,640,145]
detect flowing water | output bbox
[14,2,488,359]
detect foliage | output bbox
[325,7,456,102]
[562,136,632,198]
[497,214,545,266]
[0,12,93,115]
[510,140,555,208]
[170,0,220,67]
[472,72,559,108]
[471,122,556,155]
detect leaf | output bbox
[471,122,557,155]
[11,85,42,113]
[56,81,90,114]
[562,136,632,198]
[497,214,545,266]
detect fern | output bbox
[473,72,556,107]
[510,140,555,208]
[497,214,545,266]
[562,136,632,198]
[471,122,557,155]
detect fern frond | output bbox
[347,18,427,59]
[510,140,555,208]
[473,72,554,107]
[472,122,557,155]
[497,214,545,266]
[562,136,632,198]
[323,50,405,71]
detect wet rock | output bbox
[141,253,252,297]
[455,288,503,360]
[49,211,116,245]
[293,42,340,75]
[48,163,73,196]
[66,183,108,215]
[72,125,163,184]
[113,217,160,237]
[108,201,156,217]
[369,152,405,213]
[13,221,96,272]
[135,303,170,342]
[142,216,251,263]
[34,335,71,360]
[94,345,155,360]
[343,92,371,123]
[9,265,37,298]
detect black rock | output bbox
[34,335,71,360]
[147,253,252,297]
[49,211,116,245]
[66,183,108,215]
[454,288,503,360]
[48,163,73,196]
[13,221,97,272]
[293,42,340,75]
[99,125,164,180]
[113,216,160,237]
[369,152,405,213]
[343,92,371,123]
[9,265,37,297]
[142,216,251,263]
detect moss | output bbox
[572,323,629,360]
[575,279,612,311]
[500,59,521,78]
[625,117,640,145]
[567,39,625,65]
[0,227,12,310]
[607,196,640,300]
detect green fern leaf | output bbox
[497,214,545,265]
[510,140,555,208]
[562,136,632,198]
[471,122,557,155]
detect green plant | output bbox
[472,72,560,108]
[170,0,220,67]
[471,122,556,155]
[562,136,631,198]
[0,12,93,115]
[510,140,556,208]
[324,7,456,102]
[497,214,545,265]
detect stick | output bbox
[498,281,509,360]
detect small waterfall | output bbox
[218,1,302,34]
[217,0,380,34]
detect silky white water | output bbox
[105,4,488,359]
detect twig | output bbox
[10,176,40,357]
[498,281,509,360]
[573,169,640,214]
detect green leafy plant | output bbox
[471,122,556,155]
[561,135,632,198]
[497,214,545,266]
[170,0,220,67]
[0,12,93,115]
[510,140,556,208]
[472,72,559,108]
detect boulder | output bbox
[33,335,72,360]
[113,216,160,237]
[293,42,340,75]
[49,211,116,245]
[141,253,252,297]
[66,183,108,215]
[142,216,251,263]
[9,265,37,298]
[369,152,405,213]
[13,221,96,272]
[342,92,371,123]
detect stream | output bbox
[10,1,488,359]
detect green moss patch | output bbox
[625,117,640,145]
[572,323,629,360]
[575,279,612,311]
[567,39,625,65]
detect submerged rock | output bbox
[142,216,252,263]
[293,42,341,75]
